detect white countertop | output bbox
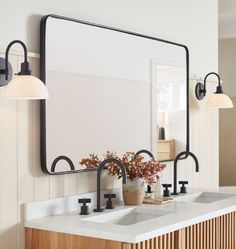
[25,187,236,243]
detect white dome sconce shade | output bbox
[0,40,49,99]
[195,72,233,109]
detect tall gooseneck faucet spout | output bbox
[93,158,127,212]
[135,149,154,159]
[172,151,199,195]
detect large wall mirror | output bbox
[40,15,189,174]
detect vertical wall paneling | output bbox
[189,80,202,188]
[49,175,64,199]
[205,82,219,188]
[64,174,78,196]
[32,100,50,201]
[0,53,18,249]
[17,55,34,249]
[0,52,18,249]
[31,57,50,202]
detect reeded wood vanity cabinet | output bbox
[26,211,236,249]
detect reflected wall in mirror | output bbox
[40,15,189,174]
[151,61,188,161]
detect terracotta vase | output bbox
[123,179,144,205]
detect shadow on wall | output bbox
[27,15,43,53]
[189,80,199,111]
[1,225,18,248]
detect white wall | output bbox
[0,1,218,249]
[0,0,217,76]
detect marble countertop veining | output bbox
[24,187,236,243]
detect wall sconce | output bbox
[195,72,233,108]
[0,40,49,99]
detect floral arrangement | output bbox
[80,151,166,185]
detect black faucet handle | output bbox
[104,193,116,209]
[179,181,188,185]
[78,198,91,215]
[162,184,172,197]
[162,184,172,189]
[78,198,91,205]
[179,181,188,193]
[104,193,116,199]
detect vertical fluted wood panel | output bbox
[232,213,234,249]
[129,231,177,249]
[212,218,215,249]
[217,217,220,248]
[218,217,224,249]
[234,212,236,249]
[125,212,236,249]
[227,214,229,249]
[229,214,231,249]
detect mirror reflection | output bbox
[40,15,189,174]
[154,64,187,161]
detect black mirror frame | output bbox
[40,14,190,175]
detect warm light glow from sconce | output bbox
[207,93,233,108]
[4,75,49,100]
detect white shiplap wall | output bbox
[0,52,219,249]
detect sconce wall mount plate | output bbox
[0,58,13,87]
[195,82,205,100]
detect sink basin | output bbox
[175,192,235,204]
[82,206,173,226]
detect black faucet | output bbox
[136,149,155,193]
[93,158,127,212]
[172,151,199,195]
[135,149,154,159]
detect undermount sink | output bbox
[82,206,173,226]
[175,192,235,204]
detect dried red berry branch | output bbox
[80,151,166,185]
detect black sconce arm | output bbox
[3,40,31,80]
[203,72,222,95]
[195,72,222,100]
